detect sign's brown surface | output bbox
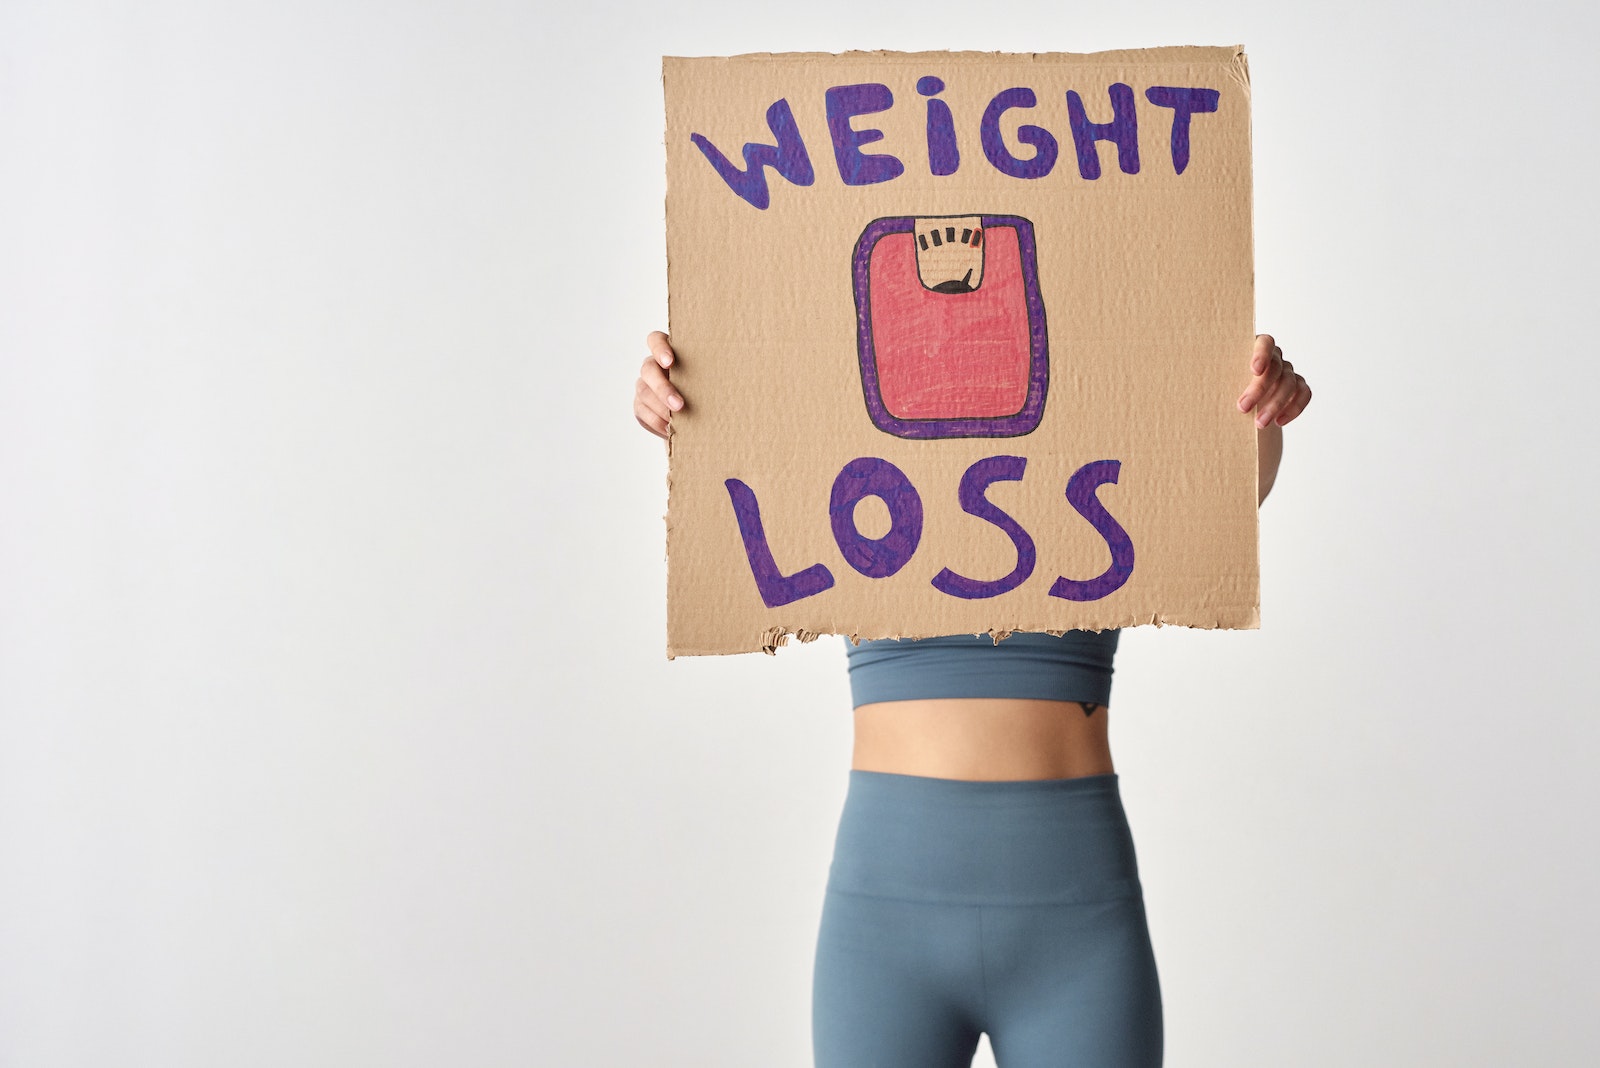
[663,47,1258,657]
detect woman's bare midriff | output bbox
[852,697,1115,782]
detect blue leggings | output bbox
[813,771,1163,1067]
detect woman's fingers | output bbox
[634,378,672,438]
[641,331,683,411]
[634,332,683,441]
[1254,361,1307,427]
[1250,333,1276,376]
[635,409,669,439]
[1238,354,1282,412]
[634,371,676,439]
[639,355,683,412]
[1273,377,1313,426]
[1238,334,1285,415]
[635,374,670,419]
[647,330,675,369]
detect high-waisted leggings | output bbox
[813,770,1163,1067]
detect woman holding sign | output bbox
[634,330,1309,1067]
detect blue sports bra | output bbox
[843,630,1120,709]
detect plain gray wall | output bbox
[2,1,1596,1065]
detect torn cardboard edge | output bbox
[668,605,1263,660]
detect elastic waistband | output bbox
[826,770,1143,906]
[843,630,1118,708]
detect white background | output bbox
[3,1,1596,1065]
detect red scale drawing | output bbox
[851,214,1049,439]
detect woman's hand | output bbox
[1238,333,1310,428]
[1239,334,1310,504]
[633,330,683,440]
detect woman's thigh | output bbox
[981,894,1163,1068]
[812,888,984,1068]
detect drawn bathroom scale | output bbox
[852,214,1048,439]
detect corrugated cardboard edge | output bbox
[663,46,1248,64]
[1237,43,1261,634]
[669,604,1263,658]
[661,57,679,660]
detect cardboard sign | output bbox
[662,47,1258,657]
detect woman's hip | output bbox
[825,769,1143,907]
